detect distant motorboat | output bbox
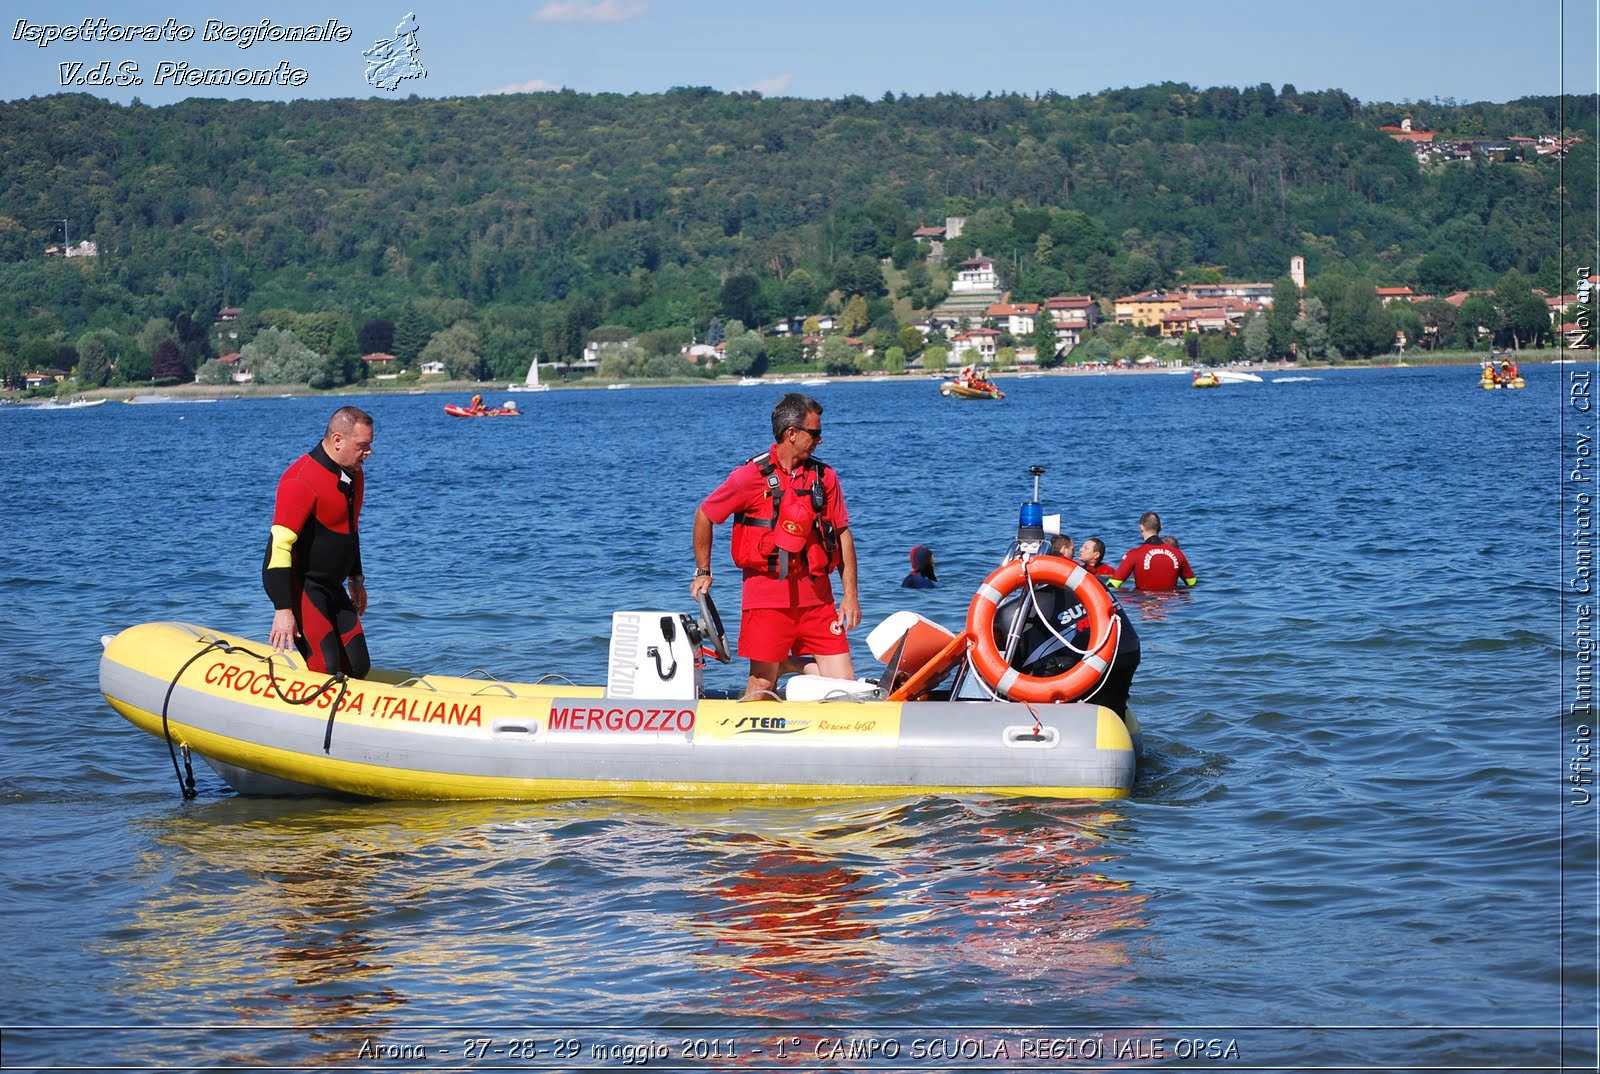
[607,383,631,390]
[123,393,178,404]
[1213,369,1264,384]
[738,377,764,386]
[507,359,550,393]
[32,398,107,409]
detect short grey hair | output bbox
[771,392,822,441]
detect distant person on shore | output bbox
[901,545,938,589]
[1109,511,1196,590]
[263,406,375,676]
[691,393,860,698]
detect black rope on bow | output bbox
[159,641,225,800]
[158,639,352,797]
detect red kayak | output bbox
[444,404,522,417]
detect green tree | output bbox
[76,334,112,388]
[819,335,858,374]
[1329,279,1392,359]
[393,305,434,365]
[1416,250,1472,295]
[117,346,152,383]
[246,327,320,385]
[767,335,804,368]
[421,323,485,380]
[882,346,906,373]
[897,325,924,356]
[1294,297,1332,361]
[839,294,871,336]
[137,318,173,362]
[358,319,395,355]
[1268,278,1300,360]
[921,344,948,372]
[1388,303,1424,352]
[720,272,763,326]
[1412,298,1458,349]
[1457,294,1499,347]
[0,347,23,391]
[779,268,822,317]
[1030,309,1058,362]
[723,330,767,376]
[1493,269,1550,349]
[195,359,233,385]
[1242,314,1271,364]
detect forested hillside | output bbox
[0,83,1593,381]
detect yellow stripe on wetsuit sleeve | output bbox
[267,524,300,570]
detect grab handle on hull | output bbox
[1002,725,1059,749]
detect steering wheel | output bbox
[695,590,732,664]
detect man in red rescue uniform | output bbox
[1108,511,1197,590]
[691,393,861,698]
[263,406,375,676]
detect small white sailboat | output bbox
[507,359,551,393]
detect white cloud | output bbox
[483,78,563,95]
[735,73,794,96]
[531,0,649,23]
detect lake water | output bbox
[2,365,1594,1071]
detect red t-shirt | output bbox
[700,448,850,610]
[1110,541,1196,590]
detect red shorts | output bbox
[737,604,849,663]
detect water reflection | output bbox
[91,794,1147,1065]
[682,798,1147,1020]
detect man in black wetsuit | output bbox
[263,406,375,676]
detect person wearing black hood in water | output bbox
[901,545,938,589]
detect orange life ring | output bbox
[965,556,1117,702]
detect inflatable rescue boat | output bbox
[99,475,1142,803]
[444,403,522,417]
[940,380,1005,400]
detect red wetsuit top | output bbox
[700,447,849,610]
[262,442,364,609]
[1084,562,1116,578]
[1109,540,1195,590]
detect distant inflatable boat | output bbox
[443,403,521,417]
[940,381,1005,400]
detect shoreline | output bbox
[5,351,1572,404]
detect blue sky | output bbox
[1,1,1595,106]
